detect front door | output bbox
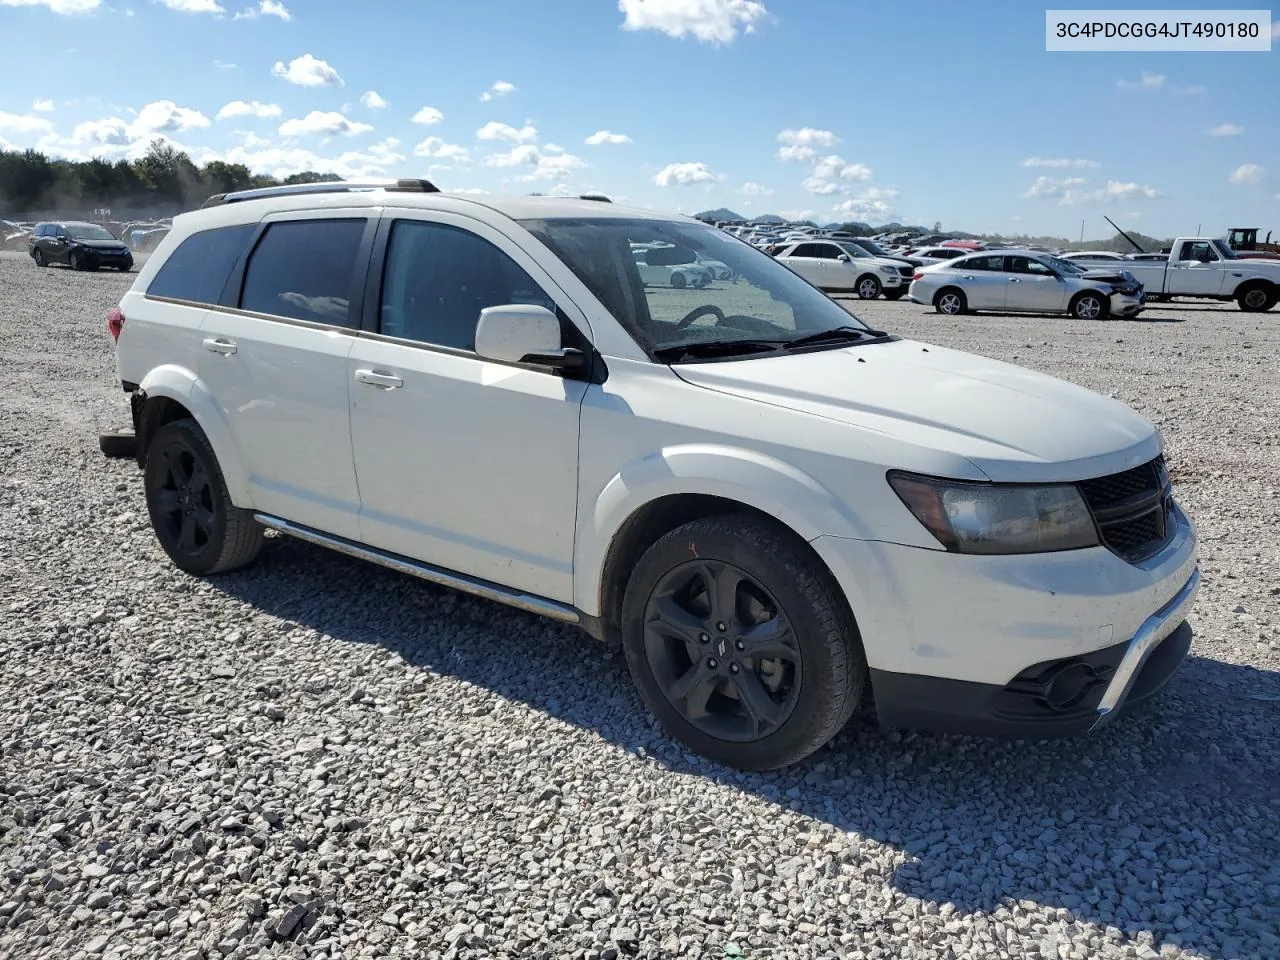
[198,213,371,540]
[347,212,587,603]
[1005,255,1069,312]
[1167,241,1225,295]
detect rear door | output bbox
[953,254,1009,309]
[1006,255,1069,312]
[198,210,374,540]
[777,243,828,287]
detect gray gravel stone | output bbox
[0,258,1277,960]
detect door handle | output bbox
[355,369,404,390]
[203,337,237,356]
[1008,278,1021,282]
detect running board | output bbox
[254,514,581,624]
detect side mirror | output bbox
[836,253,851,262]
[475,304,585,371]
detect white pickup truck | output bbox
[1116,238,1280,312]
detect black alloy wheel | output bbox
[642,558,801,743]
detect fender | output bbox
[574,442,870,617]
[137,364,253,508]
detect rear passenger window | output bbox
[148,224,254,304]
[240,219,366,325]
[379,220,556,351]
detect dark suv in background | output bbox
[28,221,134,272]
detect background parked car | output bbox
[774,239,913,299]
[908,246,971,267]
[633,245,713,289]
[908,250,1145,319]
[27,221,134,271]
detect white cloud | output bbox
[520,153,587,182]
[813,154,871,181]
[214,59,237,69]
[1172,84,1207,95]
[1022,175,1088,199]
[234,0,289,18]
[1207,123,1243,137]
[1098,181,1159,200]
[485,144,541,167]
[778,208,816,222]
[132,100,212,135]
[32,99,55,113]
[414,137,470,161]
[1021,157,1100,169]
[740,181,773,196]
[654,161,715,186]
[777,144,815,163]
[778,127,839,148]
[195,142,397,180]
[1229,163,1264,184]
[158,0,225,13]
[411,106,444,126]
[476,121,537,143]
[272,54,343,87]
[0,111,55,135]
[1027,177,1160,205]
[0,0,100,12]
[360,91,388,110]
[1117,71,1166,90]
[1273,22,1280,39]
[832,189,898,222]
[278,110,373,138]
[802,177,840,196]
[585,130,632,145]
[479,80,516,102]
[216,100,282,120]
[618,0,769,44]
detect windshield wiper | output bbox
[783,325,888,350]
[652,338,789,362]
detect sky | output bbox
[0,0,1276,239]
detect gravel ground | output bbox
[1,249,1278,960]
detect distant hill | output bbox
[694,207,745,221]
[751,214,784,224]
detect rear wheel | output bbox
[143,419,264,576]
[1071,291,1109,321]
[621,515,865,770]
[855,275,882,299]
[935,287,967,315]
[671,272,687,290]
[1237,283,1277,313]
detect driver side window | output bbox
[1184,242,1215,262]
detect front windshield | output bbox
[522,217,876,358]
[853,239,892,257]
[67,224,116,241]
[835,242,874,259]
[1046,255,1087,275]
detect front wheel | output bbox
[143,419,264,576]
[69,251,84,271]
[1237,284,1277,313]
[1071,292,1109,320]
[621,515,865,770]
[855,275,882,299]
[671,272,687,290]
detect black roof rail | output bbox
[201,178,440,209]
[579,193,611,203]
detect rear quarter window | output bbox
[147,224,255,305]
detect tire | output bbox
[934,287,967,315]
[855,274,882,299]
[621,514,866,770]
[882,289,906,301]
[1237,283,1277,313]
[99,427,137,459]
[69,251,84,272]
[671,272,687,290]
[1070,291,1109,321]
[33,249,46,268]
[143,419,264,576]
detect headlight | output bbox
[888,472,1099,554]
[878,265,897,274]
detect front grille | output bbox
[897,266,914,277]
[1077,456,1173,564]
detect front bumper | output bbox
[1109,291,1145,317]
[811,502,1199,737]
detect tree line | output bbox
[0,139,340,217]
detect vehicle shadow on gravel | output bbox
[216,534,1280,960]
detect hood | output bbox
[73,238,129,249]
[671,338,1159,482]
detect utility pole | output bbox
[1080,218,1085,243]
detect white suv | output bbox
[772,239,914,300]
[108,179,1200,770]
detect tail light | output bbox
[912,272,924,281]
[107,306,126,341]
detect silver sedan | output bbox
[907,250,1146,320]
